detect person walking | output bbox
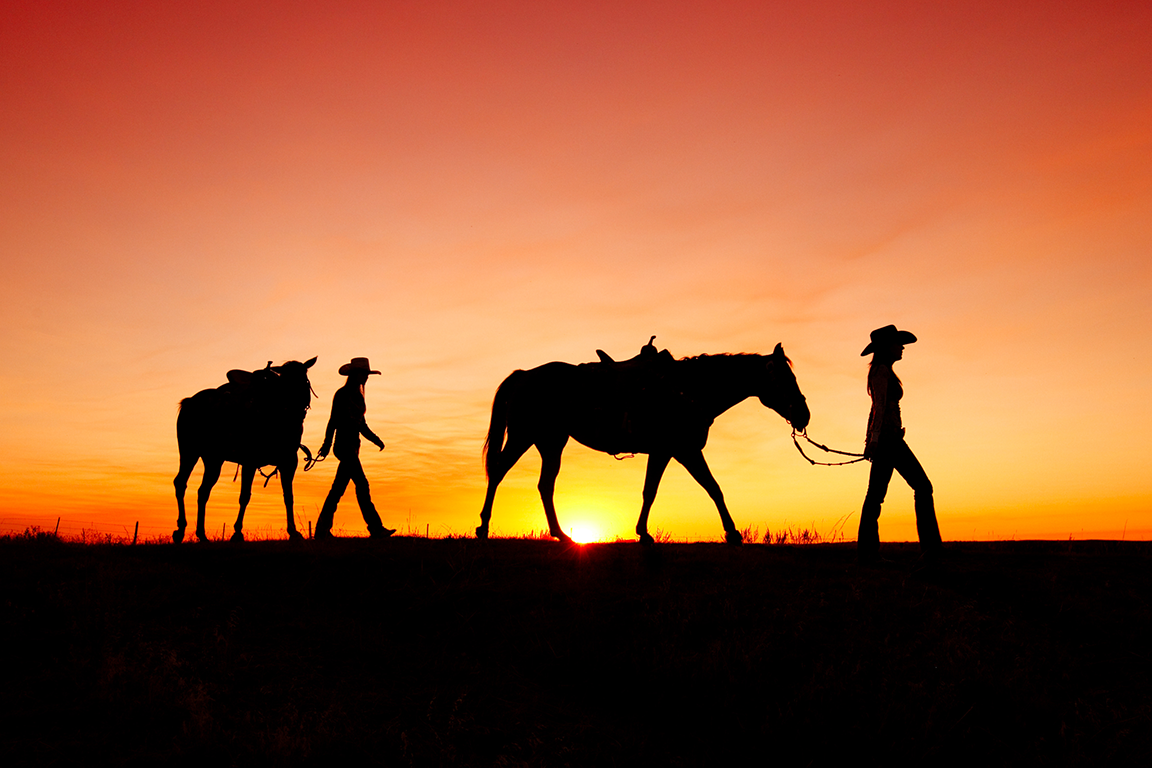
[315,357,394,540]
[858,325,942,563]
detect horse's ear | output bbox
[304,356,317,368]
[773,343,784,357]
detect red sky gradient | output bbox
[2,1,1150,542]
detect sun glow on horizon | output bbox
[568,522,602,545]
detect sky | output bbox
[2,0,1149,543]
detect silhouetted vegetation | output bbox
[3,537,1150,765]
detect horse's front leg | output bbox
[232,464,257,542]
[636,452,671,545]
[196,459,223,542]
[675,450,742,545]
[537,438,574,544]
[279,456,304,541]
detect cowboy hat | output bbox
[860,325,917,356]
[338,357,381,375]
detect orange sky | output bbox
[2,0,1150,542]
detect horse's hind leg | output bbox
[231,464,257,542]
[676,450,742,545]
[173,453,199,543]
[196,459,223,542]
[477,436,532,539]
[636,452,671,545]
[537,438,574,544]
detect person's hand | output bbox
[376,440,386,451]
[318,442,331,459]
[863,442,874,461]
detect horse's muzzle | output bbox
[790,401,811,433]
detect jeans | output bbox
[858,438,942,556]
[315,452,385,536]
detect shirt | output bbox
[322,383,383,458]
[865,364,903,452]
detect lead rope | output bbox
[301,442,325,472]
[240,444,325,490]
[791,429,868,466]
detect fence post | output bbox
[133,521,139,546]
[308,520,312,539]
[54,517,60,537]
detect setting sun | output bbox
[568,522,602,545]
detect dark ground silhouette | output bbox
[479,342,810,545]
[173,358,317,544]
[4,536,1150,766]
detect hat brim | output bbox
[339,365,381,375]
[861,330,917,356]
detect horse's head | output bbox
[269,356,318,413]
[759,344,810,432]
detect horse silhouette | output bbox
[477,344,810,544]
[173,357,317,543]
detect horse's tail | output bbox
[482,371,522,480]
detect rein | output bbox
[791,430,868,466]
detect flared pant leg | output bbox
[858,440,941,556]
[316,454,384,536]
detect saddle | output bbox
[583,337,685,452]
[224,361,277,389]
[594,336,675,369]
[217,362,280,417]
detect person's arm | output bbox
[318,392,340,457]
[360,420,385,450]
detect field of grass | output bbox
[3,534,1150,766]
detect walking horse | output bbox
[477,344,810,544]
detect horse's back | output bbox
[496,359,698,454]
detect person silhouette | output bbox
[857,325,942,563]
[314,357,394,540]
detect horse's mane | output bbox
[676,351,792,369]
[668,352,789,391]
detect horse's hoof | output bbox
[172,529,185,544]
[475,526,488,540]
[230,530,244,543]
[553,532,576,546]
[638,532,655,546]
[195,531,209,543]
[288,530,304,542]
[725,530,744,546]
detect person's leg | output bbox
[858,453,895,560]
[316,461,352,538]
[891,441,942,553]
[347,455,389,535]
